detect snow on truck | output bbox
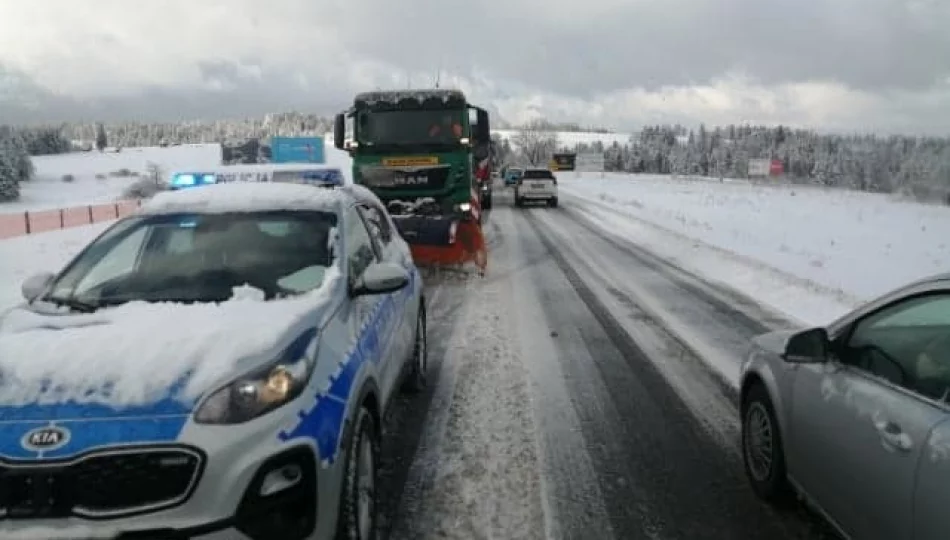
[333,89,493,274]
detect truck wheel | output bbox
[402,304,428,393]
[336,405,380,540]
[741,383,791,504]
[482,193,493,210]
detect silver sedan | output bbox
[740,273,950,540]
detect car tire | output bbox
[515,196,523,208]
[402,303,428,393]
[548,197,558,208]
[336,405,380,540]
[741,383,792,504]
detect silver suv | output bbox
[0,179,427,540]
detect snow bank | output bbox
[141,181,347,215]
[0,267,340,410]
[2,144,223,214]
[560,174,950,305]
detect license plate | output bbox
[531,182,547,189]
[2,471,69,518]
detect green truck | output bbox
[332,89,493,272]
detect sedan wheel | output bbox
[741,383,791,502]
[744,402,773,482]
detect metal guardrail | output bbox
[0,200,142,240]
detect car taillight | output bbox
[448,221,458,244]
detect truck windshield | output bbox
[356,109,467,148]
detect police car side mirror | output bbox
[351,262,409,297]
[22,272,55,302]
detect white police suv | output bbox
[0,169,427,539]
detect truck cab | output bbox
[333,89,493,272]
[333,90,491,218]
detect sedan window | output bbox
[846,293,950,402]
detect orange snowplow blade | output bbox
[408,220,487,274]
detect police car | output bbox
[0,167,427,539]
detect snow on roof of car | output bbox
[141,182,350,216]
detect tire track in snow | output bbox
[389,224,547,539]
[498,206,616,540]
[378,278,469,537]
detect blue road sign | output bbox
[270,136,325,164]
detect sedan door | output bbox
[788,292,950,540]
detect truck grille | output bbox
[360,165,451,190]
[0,448,203,519]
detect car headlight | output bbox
[194,330,318,425]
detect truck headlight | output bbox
[194,331,317,425]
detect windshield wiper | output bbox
[41,295,101,314]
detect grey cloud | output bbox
[3,0,950,128]
[335,0,950,96]
[0,65,350,125]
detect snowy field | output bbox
[1,144,224,214]
[557,173,950,323]
[0,133,355,217]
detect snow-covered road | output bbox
[375,185,836,540]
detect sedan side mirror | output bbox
[351,262,409,297]
[783,327,829,363]
[21,272,55,302]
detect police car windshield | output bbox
[44,210,338,311]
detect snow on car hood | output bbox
[0,269,341,420]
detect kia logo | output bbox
[21,426,70,451]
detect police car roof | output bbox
[140,181,351,216]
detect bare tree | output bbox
[512,119,559,166]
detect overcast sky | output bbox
[1,0,950,134]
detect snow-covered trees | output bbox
[95,123,108,152]
[0,128,32,202]
[512,120,559,166]
[4,112,950,202]
[563,124,950,202]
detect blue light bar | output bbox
[170,172,217,190]
[271,168,344,186]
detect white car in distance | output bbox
[514,167,558,208]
